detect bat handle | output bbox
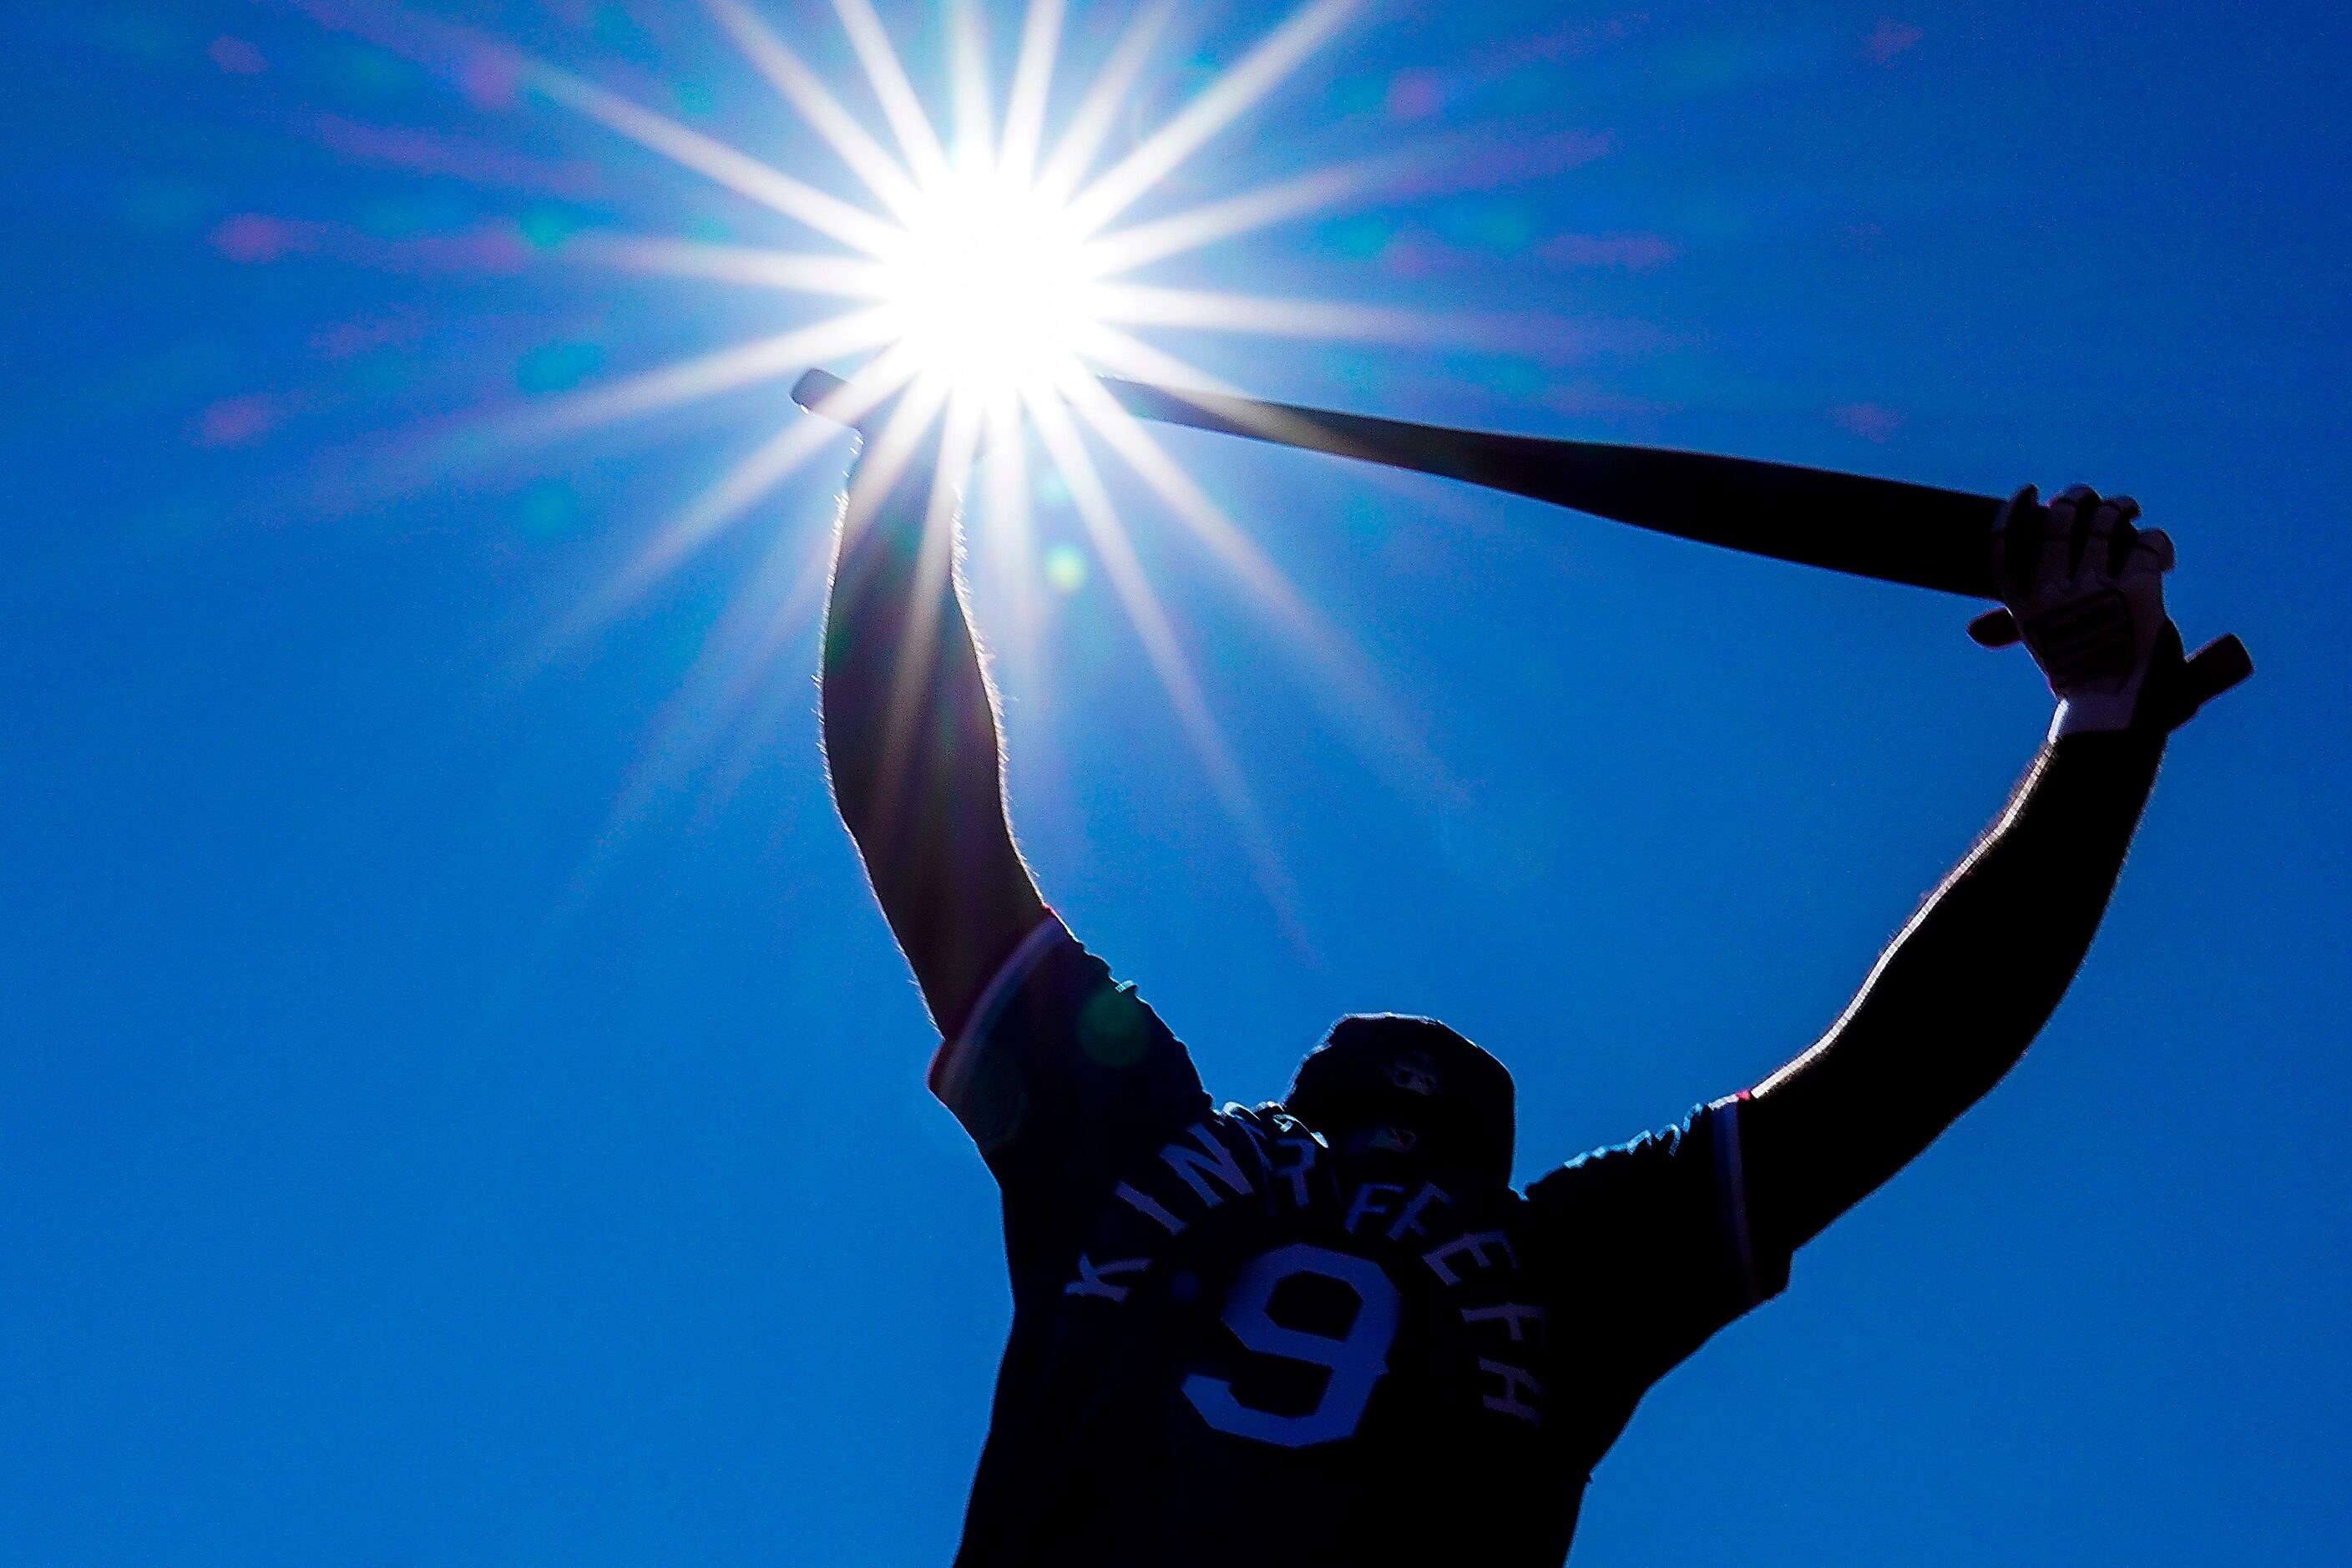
[2180,633,2253,716]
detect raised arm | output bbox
[820,411,1045,1038]
[1740,484,2203,1254]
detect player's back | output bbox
[932,921,1779,1566]
[1007,1107,1578,1567]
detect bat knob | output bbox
[792,367,851,419]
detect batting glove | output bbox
[1968,483,2181,739]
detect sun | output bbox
[520,0,1383,449]
[495,0,1419,915]
[873,150,1105,407]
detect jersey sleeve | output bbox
[1524,1094,1790,1393]
[928,914,1212,1272]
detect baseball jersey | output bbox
[929,915,1789,1566]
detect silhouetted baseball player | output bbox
[820,410,2197,1565]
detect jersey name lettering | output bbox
[1057,1112,1546,1442]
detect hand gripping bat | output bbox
[790,367,2251,717]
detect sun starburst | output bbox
[497,0,1449,921]
[871,147,1105,407]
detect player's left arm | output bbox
[1737,484,2213,1256]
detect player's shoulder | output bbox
[1522,1101,1717,1216]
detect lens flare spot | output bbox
[1044,540,1090,594]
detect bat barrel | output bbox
[1102,376,2254,717]
[1100,377,2001,599]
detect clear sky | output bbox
[4,2,2348,1563]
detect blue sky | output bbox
[3,2,2348,1563]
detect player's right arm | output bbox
[817,402,1211,1264]
[819,410,1046,1039]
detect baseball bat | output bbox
[790,367,2251,715]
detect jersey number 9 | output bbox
[1182,1242,1402,1448]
